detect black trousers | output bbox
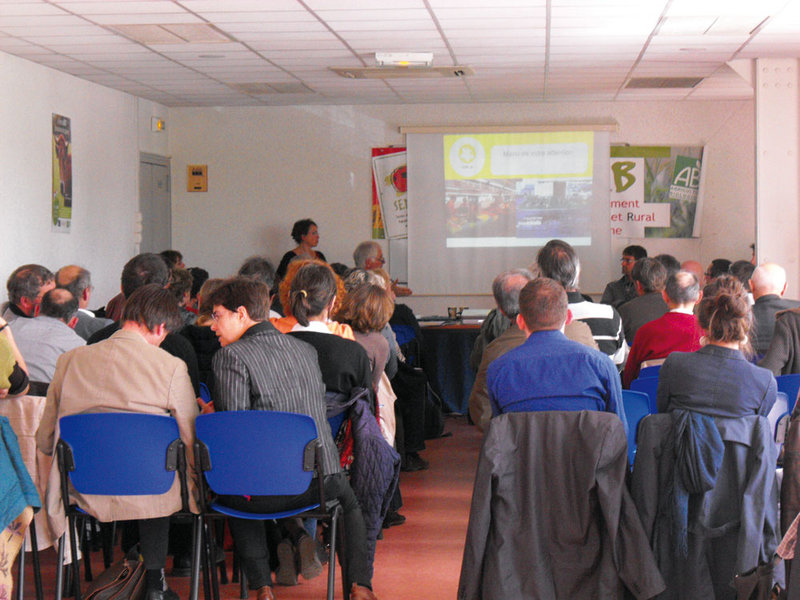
[219,472,370,590]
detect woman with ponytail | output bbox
[656,274,777,416]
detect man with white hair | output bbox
[352,241,412,296]
[750,262,800,355]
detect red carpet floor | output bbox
[17,415,482,599]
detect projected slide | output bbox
[444,132,594,248]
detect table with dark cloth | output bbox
[420,323,480,414]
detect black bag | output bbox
[84,558,146,600]
[733,557,783,600]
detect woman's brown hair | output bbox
[697,274,752,350]
[336,284,394,333]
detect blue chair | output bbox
[767,391,789,441]
[194,411,344,600]
[629,377,659,414]
[777,374,800,414]
[622,390,652,466]
[638,365,662,379]
[55,413,200,600]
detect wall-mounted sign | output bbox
[187,165,208,192]
[52,113,72,232]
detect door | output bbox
[139,153,171,254]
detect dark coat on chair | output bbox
[631,413,779,600]
[458,411,665,600]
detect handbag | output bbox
[84,558,146,600]
[733,556,784,600]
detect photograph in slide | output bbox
[444,132,594,248]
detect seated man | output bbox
[208,277,379,600]
[487,278,627,434]
[750,262,800,356]
[601,245,646,308]
[36,284,197,600]
[3,264,55,323]
[55,265,113,340]
[622,271,703,387]
[618,257,668,343]
[11,289,84,392]
[537,239,627,367]
[468,269,596,432]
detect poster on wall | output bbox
[609,146,704,238]
[52,114,72,233]
[371,147,407,240]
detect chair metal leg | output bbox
[16,534,25,600]
[238,564,247,600]
[29,519,43,600]
[55,535,66,600]
[100,522,114,569]
[189,515,202,600]
[67,515,82,600]
[79,518,92,583]
[326,507,339,600]
[205,520,220,600]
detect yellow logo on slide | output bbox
[449,137,485,177]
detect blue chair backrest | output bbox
[777,374,800,414]
[638,365,661,379]
[58,413,180,496]
[391,324,417,347]
[629,377,659,413]
[199,382,212,406]
[622,390,652,466]
[767,391,789,439]
[196,410,318,497]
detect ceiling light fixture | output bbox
[375,52,434,68]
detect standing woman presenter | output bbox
[276,219,326,282]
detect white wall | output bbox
[169,100,755,315]
[0,52,168,307]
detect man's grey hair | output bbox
[343,268,386,292]
[492,268,535,319]
[55,265,91,298]
[536,240,580,290]
[7,264,54,305]
[238,256,275,290]
[353,241,381,269]
[39,288,78,324]
[665,271,699,305]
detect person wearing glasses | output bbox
[352,241,412,297]
[600,245,647,308]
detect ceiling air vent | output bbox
[625,77,704,89]
[331,66,473,80]
[110,23,232,44]
[233,82,314,95]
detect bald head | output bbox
[750,263,788,299]
[492,269,534,319]
[681,260,704,285]
[663,271,700,308]
[56,265,92,308]
[40,288,78,324]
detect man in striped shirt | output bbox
[536,240,627,368]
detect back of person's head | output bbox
[205,277,270,323]
[343,268,385,292]
[492,269,534,319]
[237,256,275,289]
[707,258,732,281]
[518,278,568,332]
[168,268,193,304]
[121,253,169,298]
[7,264,54,305]
[55,265,91,298]
[187,267,209,299]
[655,254,681,278]
[290,262,337,327]
[159,249,183,269]
[122,283,182,332]
[665,271,700,305]
[750,262,787,297]
[697,274,751,345]
[536,239,579,289]
[623,245,647,260]
[632,257,667,293]
[336,284,394,333]
[353,241,381,269]
[730,260,756,291]
[39,288,78,324]
[330,262,350,278]
[291,218,317,244]
[196,278,225,322]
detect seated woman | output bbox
[275,219,326,283]
[336,283,395,391]
[657,274,777,417]
[271,259,352,338]
[286,263,399,586]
